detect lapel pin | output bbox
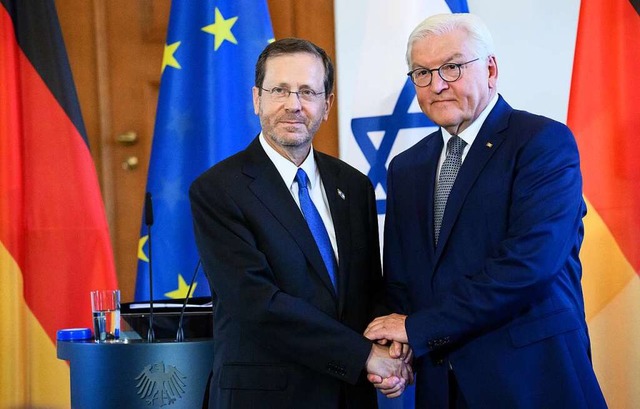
[337,189,346,200]
[486,142,493,148]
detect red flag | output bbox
[0,0,117,406]
[567,0,640,407]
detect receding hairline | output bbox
[261,52,327,87]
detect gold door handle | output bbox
[116,131,138,145]
[122,156,139,170]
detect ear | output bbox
[323,93,335,121]
[252,86,260,115]
[487,55,498,90]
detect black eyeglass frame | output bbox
[407,58,480,87]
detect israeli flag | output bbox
[335,3,469,406]
[336,0,468,245]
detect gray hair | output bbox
[406,13,495,67]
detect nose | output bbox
[429,73,449,93]
[284,91,302,111]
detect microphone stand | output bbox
[145,192,155,343]
[176,259,202,342]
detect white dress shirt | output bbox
[436,94,499,180]
[259,134,339,261]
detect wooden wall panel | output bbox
[268,0,295,35]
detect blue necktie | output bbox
[295,168,338,292]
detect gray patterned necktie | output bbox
[434,135,467,245]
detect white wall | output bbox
[334,0,581,245]
[466,0,580,122]
[335,0,581,145]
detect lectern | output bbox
[57,299,214,408]
[57,339,213,408]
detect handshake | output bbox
[364,313,412,398]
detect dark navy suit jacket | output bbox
[383,96,607,408]
[190,137,382,409]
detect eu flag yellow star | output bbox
[165,274,197,299]
[202,8,238,51]
[138,235,149,262]
[162,41,182,73]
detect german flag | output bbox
[0,0,117,406]
[568,0,640,406]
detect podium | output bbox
[58,299,214,408]
[57,339,213,408]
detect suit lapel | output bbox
[434,97,512,261]
[316,152,348,313]
[243,139,338,300]
[412,135,443,254]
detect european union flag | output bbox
[135,0,274,301]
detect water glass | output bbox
[90,289,120,342]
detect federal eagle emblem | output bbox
[135,361,187,406]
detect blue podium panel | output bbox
[57,340,213,409]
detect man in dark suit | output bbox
[190,38,410,409]
[364,13,607,408]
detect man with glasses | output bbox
[190,38,411,409]
[364,13,607,408]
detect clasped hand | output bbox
[364,313,412,398]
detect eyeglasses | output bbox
[260,86,326,102]
[407,58,480,87]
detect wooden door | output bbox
[57,0,337,302]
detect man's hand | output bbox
[389,340,413,364]
[367,373,407,398]
[364,313,408,344]
[365,343,413,398]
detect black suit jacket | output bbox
[190,137,382,409]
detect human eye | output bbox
[270,87,288,97]
[412,68,430,79]
[299,89,316,98]
[441,63,458,73]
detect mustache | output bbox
[278,114,306,122]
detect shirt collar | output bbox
[259,133,319,189]
[441,93,499,148]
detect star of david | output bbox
[351,78,435,214]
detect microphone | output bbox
[144,192,155,343]
[175,259,203,342]
[144,191,154,225]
